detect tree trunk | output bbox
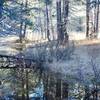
[62,82,68,99]
[23,0,28,38]
[46,2,51,41]
[49,7,55,40]
[25,69,29,100]
[21,68,25,100]
[93,4,96,34]
[95,0,99,34]
[23,22,27,39]
[86,0,90,38]
[38,0,43,40]
[56,79,62,100]
[43,72,49,100]
[92,0,98,38]
[63,0,69,43]
[56,0,64,43]
[20,3,24,43]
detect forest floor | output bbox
[0,35,100,81]
[0,34,100,55]
[75,38,100,46]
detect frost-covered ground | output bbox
[0,33,100,83]
[49,44,100,79]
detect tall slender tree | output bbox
[23,0,28,39]
[86,0,90,38]
[63,0,69,43]
[20,3,24,43]
[95,0,99,34]
[56,0,64,43]
[45,0,51,41]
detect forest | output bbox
[0,0,100,100]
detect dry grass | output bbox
[74,39,100,46]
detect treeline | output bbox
[0,0,100,43]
